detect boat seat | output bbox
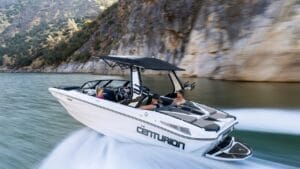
[193,118,214,127]
[209,111,228,119]
[204,124,220,132]
[164,113,197,123]
[102,88,117,101]
[193,119,220,132]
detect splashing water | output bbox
[38,128,298,169]
[226,109,300,135]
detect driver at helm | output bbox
[139,94,161,110]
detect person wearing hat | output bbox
[139,94,161,110]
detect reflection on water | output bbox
[143,75,300,109]
[0,73,299,169]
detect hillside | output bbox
[0,0,116,67]
[0,0,299,82]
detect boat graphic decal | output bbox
[137,126,185,150]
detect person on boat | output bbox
[172,90,186,106]
[139,94,161,110]
[96,87,105,99]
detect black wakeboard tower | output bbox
[99,55,185,71]
[96,55,195,105]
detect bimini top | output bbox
[98,55,185,71]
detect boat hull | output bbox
[49,87,252,160]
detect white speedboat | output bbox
[49,55,252,161]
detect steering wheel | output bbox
[115,87,131,102]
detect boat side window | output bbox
[106,80,128,88]
[81,80,99,89]
[96,80,110,88]
[81,80,100,96]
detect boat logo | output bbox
[136,126,185,150]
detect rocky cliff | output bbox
[181,0,300,82]
[1,0,300,82]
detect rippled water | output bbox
[0,73,299,169]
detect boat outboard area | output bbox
[49,55,252,161]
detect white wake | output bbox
[38,128,298,169]
[225,109,300,135]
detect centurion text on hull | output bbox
[49,55,252,161]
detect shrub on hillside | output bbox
[14,56,32,67]
[72,50,91,62]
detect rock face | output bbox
[113,0,200,66]
[80,0,298,82]
[181,0,300,82]
[111,0,300,82]
[2,0,300,82]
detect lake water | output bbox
[0,73,299,169]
